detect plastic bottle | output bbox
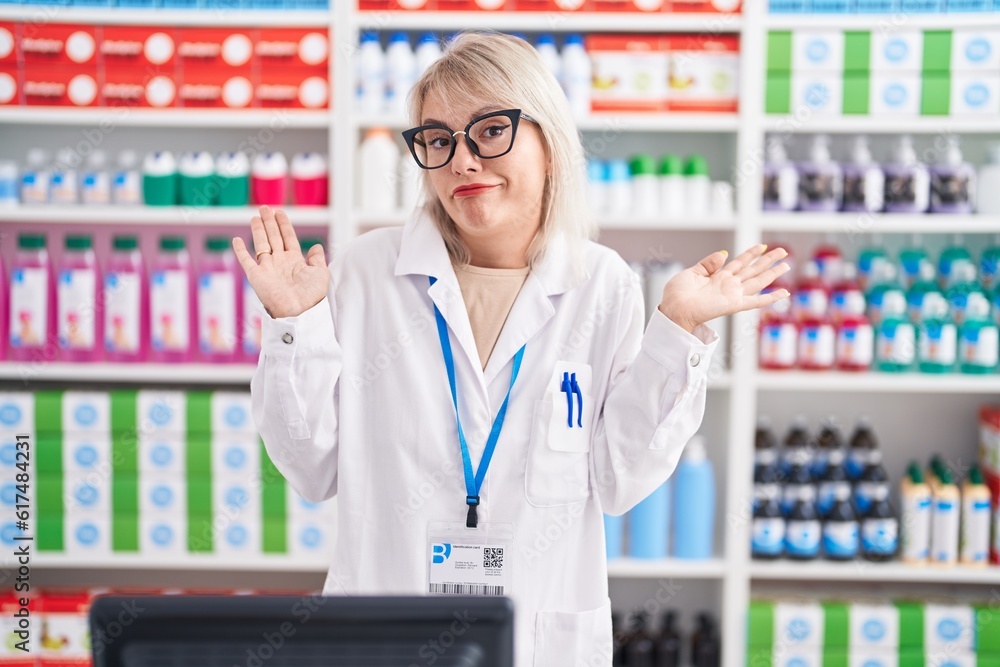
[655,611,681,667]
[812,237,844,287]
[917,292,958,373]
[690,614,720,667]
[977,142,1000,214]
[929,135,976,214]
[534,34,561,84]
[857,236,890,292]
[631,154,659,219]
[251,152,288,207]
[900,462,932,565]
[291,152,329,207]
[841,136,885,213]
[0,255,6,360]
[797,310,836,371]
[112,150,142,205]
[752,471,785,560]
[604,513,624,559]
[385,32,416,118]
[57,234,101,362]
[215,152,250,207]
[8,233,55,361]
[866,261,906,328]
[625,612,656,667]
[241,235,273,363]
[959,292,999,374]
[104,235,147,363]
[179,151,216,207]
[823,482,859,561]
[357,31,386,114]
[762,138,799,212]
[785,484,822,560]
[846,416,877,481]
[754,416,779,487]
[812,417,843,481]
[835,286,874,372]
[907,261,942,323]
[150,236,194,363]
[628,478,670,559]
[672,435,715,559]
[959,465,991,567]
[797,135,842,212]
[793,261,829,323]
[758,296,797,370]
[780,415,811,477]
[939,236,975,290]
[830,263,866,326]
[861,484,899,562]
[930,466,960,566]
[875,291,917,373]
[587,160,608,216]
[606,159,631,218]
[945,261,984,326]
[399,151,423,212]
[981,235,1000,291]
[0,160,18,207]
[80,150,110,205]
[884,135,929,213]
[198,237,241,363]
[782,448,814,518]
[50,148,79,205]
[415,32,442,76]
[659,155,685,220]
[818,444,852,521]
[359,129,400,216]
[684,155,711,219]
[855,449,889,516]
[898,236,929,290]
[561,34,591,119]
[142,151,178,207]
[20,149,50,205]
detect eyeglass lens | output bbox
[412,114,516,169]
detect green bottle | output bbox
[944,261,985,326]
[917,292,957,374]
[938,234,974,289]
[875,291,916,373]
[866,261,906,327]
[898,234,929,289]
[907,261,942,323]
[959,292,999,374]
[179,151,216,207]
[857,234,889,292]
[215,152,250,207]
[142,151,178,207]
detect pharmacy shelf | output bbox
[355,210,737,232]
[355,112,740,133]
[0,205,330,226]
[755,370,1000,394]
[763,115,1000,135]
[750,560,1000,585]
[607,557,727,579]
[0,362,256,384]
[764,12,1000,31]
[354,10,742,33]
[0,5,331,26]
[758,213,1000,235]
[0,107,330,129]
[12,554,330,573]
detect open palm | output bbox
[659,245,791,333]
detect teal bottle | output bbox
[898,236,929,289]
[867,262,906,327]
[938,235,974,290]
[857,236,889,292]
[981,234,1000,291]
[945,261,985,326]
[959,292,999,374]
[875,291,916,373]
[917,292,958,373]
[907,261,943,323]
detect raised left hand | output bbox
[658,244,791,333]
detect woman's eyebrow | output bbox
[421,106,505,127]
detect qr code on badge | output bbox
[484,547,504,569]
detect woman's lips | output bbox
[453,184,498,198]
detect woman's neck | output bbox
[462,231,533,269]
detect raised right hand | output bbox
[233,205,330,320]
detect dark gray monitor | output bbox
[89,594,514,667]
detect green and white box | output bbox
[62,391,110,433]
[871,74,922,115]
[849,603,900,650]
[850,650,898,667]
[793,31,845,72]
[774,648,822,667]
[138,391,187,435]
[65,515,111,555]
[792,75,843,115]
[775,602,826,648]
[951,29,1000,72]
[211,392,255,436]
[924,604,975,651]
[951,74,1000,115]
[872,31,923,72]
[0,392,35,433]
[140,517,186,555]
[926,650,976,667]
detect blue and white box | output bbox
[138,391,186,435]
[793,31,845,72]
[62,392,110,433]
[872,31,923,73]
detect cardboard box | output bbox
[62,392,110,433]
[178,67,255,109]
[951,73,1000,115]
[64,516,111,555]
[138,436,184,474]
[849,652,898,667]
[0,594,36,666]
[65,474,110,516]
[255,66,328,109]
[924,604,975,651]
[951,29,1000,72]
[792,30,844,72]
[870,73,921,115]
[102,63,177,109]
[214,518,260,555]
[0,393,34,432]
[177,28,254,69]
[774,601,825,648]
[791,73,843,116]
[20,24,98,66]
[288,518,334,558]
[0,22,17,64]
[871,30,923,72]
[100,26,176,68]
[664,34,739,112]
[140,517,186,554]
[22,65,99,107]
[137,391,186,435]
[588,34,667,112]
[139,473,185,516]
[37,590,91,666]
[211,392,255,435]
[0,64,17,106]
[256,29,328,68]
[849,603,899,650]
[212,434,260,479]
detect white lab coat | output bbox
[251,210,717,667]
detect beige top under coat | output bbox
[453,262,531,369]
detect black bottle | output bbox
[752,471,785,560]
[655,611,681,667]
[813,416,843,479]
[847,416,878,481]
[822,482,859,561]
[861,483,899,562]
[754,416,779,511]
[625,611,656,667]
[691,613,721,667]
[817,448,850,518]
[782,448,813,517]
[785,485,822,560]
[855,449,889,516]
[780,414,811,476]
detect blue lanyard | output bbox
[429,276,525,528]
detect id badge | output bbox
[427,521,514,597]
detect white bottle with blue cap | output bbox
[386,32,416,118]
[535,34,561,84]
[358,31,386,115]
[561,34,591,119]
[415,32,442,76]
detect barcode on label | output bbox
[429,584,505,595]
[484,547,504,569]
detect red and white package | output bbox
[515,0,589,11]
[0,64,18,106]
[20,23,98,66]
[256,29,329,69]
[587,34,667,112]
[179,64,254,108]
[23,64,99,107]
[177,28,254,70]
[100,26,177,69]
[256,66,328,109]
[37,590,92,667]
[0,22,18,64]
[0,594,34,667]
[664,34,739,112]
[102,63,178,109]
[668,0,741,12]
[437,0,508,11]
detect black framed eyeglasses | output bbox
[402,108,538,170]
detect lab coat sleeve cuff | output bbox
[641,309,719,381]
[261,297,336,359]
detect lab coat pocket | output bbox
[533,597,613,667]
[525,397,592,507]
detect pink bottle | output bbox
[759,294,798,370]
[198,237,242,363]
[251,152,288,206]
[798,312,836,371]
[149,236,195,364]
[291,152,329,206]
[836,310,874,372]
[104,235,148,363]
[8,233,56,363]
[812,238,844,287]
[829,263,866,327]
[793,261,829,325]
[57,234,103,362]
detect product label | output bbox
[831,290,867,318]
[198,271,236,354]
[752,517,785,556]
[794,289,829,319]
[760,322,797,368]
[861,518,899,555]
[846,451,869,480]
[817,481,849,516]
[836,324,874,367]
[960,326,999,368]
[932,498,960,563]
[930,172,972,210]
[822,520,859,558]
[854,481,887,514]
[20,172,49,204]
[57,269,97,351]
[151,270,190,352]
[9,267,49,349]
[919,322,958,366]
[877,322,916,367]
[242,278,264,356]
[785,519,822,557]
[798,323,835,368]
[960,497,990,564]
[113,171,141,205]
[900,492,931,562]
[104,271,140,354]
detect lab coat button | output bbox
[282,333,294,344]
[690,354,701,367]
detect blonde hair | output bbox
[407,32,596,271]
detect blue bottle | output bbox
[785,486,822,560]
[628,479,670,559]
[752,467,785,560]
[823,483,860,560]
[673,435,715,560]
[605,513,625,560]
[782,448,813,517]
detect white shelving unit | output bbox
[3,3,1000,667]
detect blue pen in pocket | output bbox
[561,372,573,427]
[570,373,582,428]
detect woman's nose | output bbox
[450,133,480,174]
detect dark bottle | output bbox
[754,416,779,511]
[780,414,811,476]
[655,611,681,667]
[861,483,899,562]
[817,447,850,518]
[782,448,813,517]
[822,482,859,561]
[812,416,843,479]
[691,613,721,667]
[625,611,656,667]
[612,611,627,667]
[855,448,889,516]
[752,474,785,560]
[846,416,878,481]
[785,485,822,560]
